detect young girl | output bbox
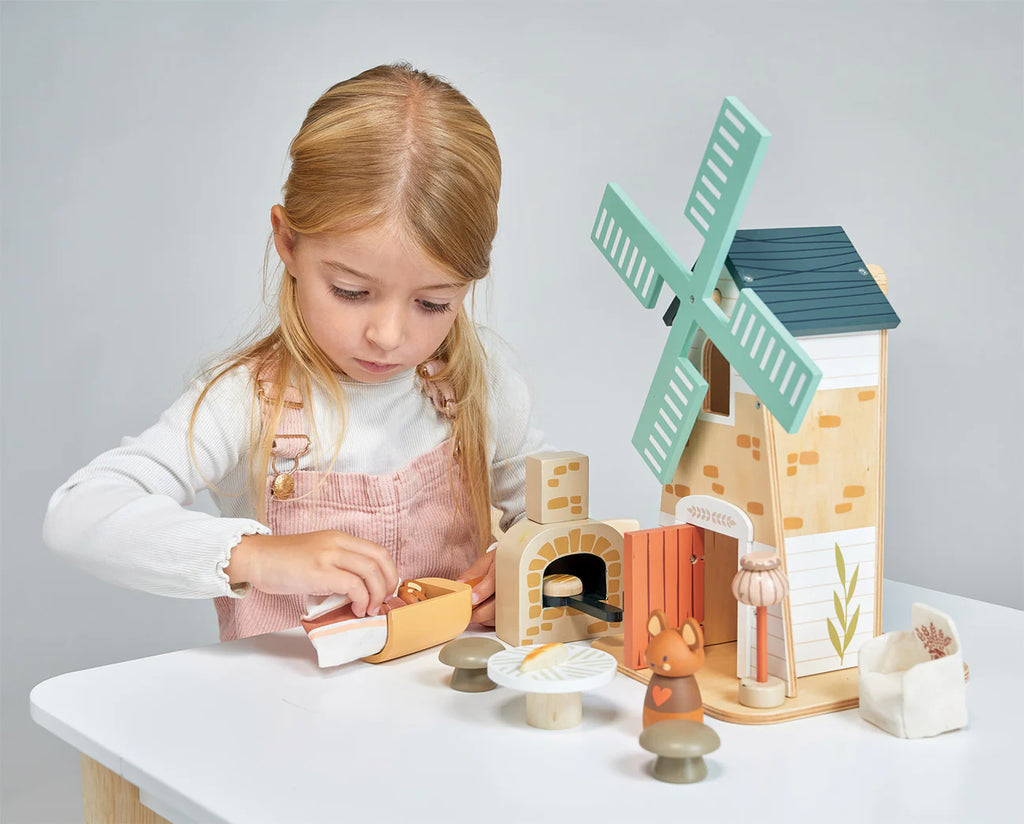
[42,63,548,641]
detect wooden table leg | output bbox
[81,754,170,824]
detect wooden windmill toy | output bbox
[590,97,821,483]
[590,98,900,723]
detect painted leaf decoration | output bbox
[835,542,846,587]
[827,617,843,659]
[844,605,861,650]
[847,565,860,608]
[833,591,845,625]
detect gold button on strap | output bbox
[270,434,310,500]
[272,470,296,500]
[271,454,304,500]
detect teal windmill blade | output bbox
[685,97,772,289]
[682,98,821,431]
[703,288,821,434]
[592,96,821,484]
[630,331,707,481]
[592,183,691,308]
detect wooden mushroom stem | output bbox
[450,666,494,693]
[653,751,709,784]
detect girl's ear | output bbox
[270,205,298,271]
[647,609,668,637]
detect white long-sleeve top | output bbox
[43,328,548,600]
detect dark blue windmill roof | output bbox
[724,227,900,337]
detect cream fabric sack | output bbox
[301,594,389,668]
[858,603,967,738]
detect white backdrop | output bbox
[3,2,1021,820]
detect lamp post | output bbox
[731,551,789,708]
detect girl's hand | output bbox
[458,549,497,626]
[225,531,399,618]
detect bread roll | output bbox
[520,642,569,672]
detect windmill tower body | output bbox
[662,227,899,695]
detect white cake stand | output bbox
[487,645,617,729]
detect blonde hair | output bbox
[190,63,501,551]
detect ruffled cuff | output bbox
[218,521,272,599]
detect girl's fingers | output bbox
[471,578,494,605]
[477,559,496,596]
[329,571,369,617]
[470,597,495,626]
[332,533,400,590]
[461,552,496,605]
[334,551,390,614]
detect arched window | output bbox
[701,339,730,415]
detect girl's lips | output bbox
[355,359,399,373]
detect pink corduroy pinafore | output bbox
[214,369,479,641]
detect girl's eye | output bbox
[330,286,366,301]
[329,285,450,314]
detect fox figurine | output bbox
[642,609,706,728]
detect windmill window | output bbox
[702,339,731,416]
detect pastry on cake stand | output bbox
[487,645,617,729]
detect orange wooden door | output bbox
[623,524,703,670]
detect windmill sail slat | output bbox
[631,351,707,483]
[700,175,721,199]
[688,207,711,233]
[723,107,747,133]
[617,237,632,268]
[695,191,716,215]
[712,142,734,167]
[592,183,691,308]
[718,125,740,151]
[705,159,727,184]
[707,289,822,434]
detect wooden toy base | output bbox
[592,635,859,725]
[738,675,786,708]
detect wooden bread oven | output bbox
[495,452,632,646]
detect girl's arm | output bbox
[42,366,267,599]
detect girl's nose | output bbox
[365,304,405,352]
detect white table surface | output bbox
[31,580,1022,823]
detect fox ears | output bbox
[680,618,703,650]
[647,609,670,636]
[646,609,703,651]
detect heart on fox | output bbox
[652,685,672,707]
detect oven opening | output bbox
[541,555,622,622]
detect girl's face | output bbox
[271,207,471,383]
